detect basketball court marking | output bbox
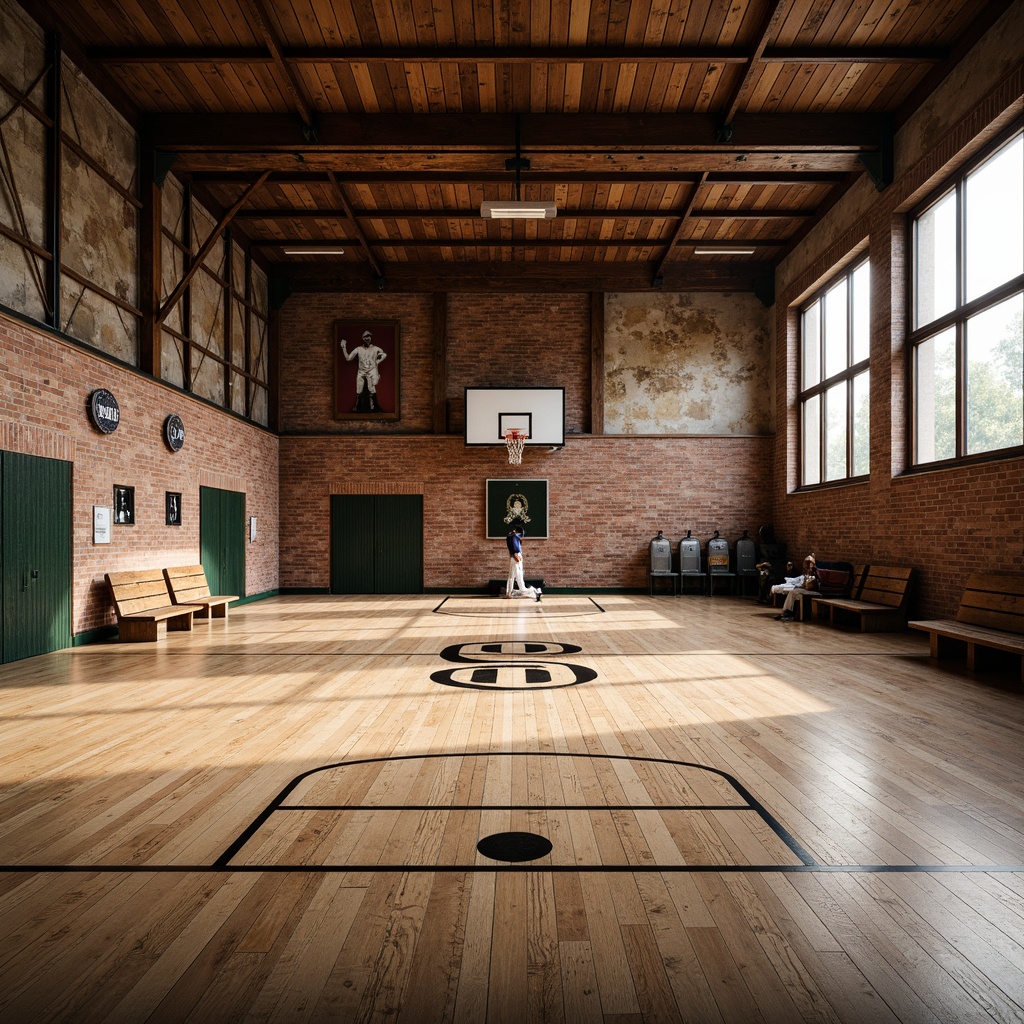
[212,751,818,869]
[433,595,605,616]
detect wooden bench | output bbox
[810,564,913,632]
[163,565,238,617]
[106,569,205,642]
[909,573,1024,685]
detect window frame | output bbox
[908,123,1024,469]
[797,256,871,488]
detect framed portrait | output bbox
[486,479,549,539]
[333,319,400,420]
[113,485,135,525]
[166,492,182,526]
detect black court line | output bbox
[433,596,606,615]
[213,750,817,868]
[2,864,1023,874]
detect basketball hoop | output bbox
[504,429,526,465]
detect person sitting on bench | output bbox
[774,555,818,622]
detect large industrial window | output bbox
[799,259,871,486]
[911,128,1023,465]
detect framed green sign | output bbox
[486,479,548,539]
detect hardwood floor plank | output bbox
[2,595,1024,1021]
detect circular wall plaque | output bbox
[164,414,185,452]
[88,389,120,434]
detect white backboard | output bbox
[464,387,566,446]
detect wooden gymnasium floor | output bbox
[2,592,1024,1024]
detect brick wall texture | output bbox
[0,311,279,635]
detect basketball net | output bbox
[504,429,526,465]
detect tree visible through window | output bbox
[799,259,870,486]
[912,129,1024,465]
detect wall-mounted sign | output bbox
[88,389,120,434]
[166,492,182,526]
[164,413,185,452]
[93,505,111,544]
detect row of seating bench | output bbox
[779,564,1024,686]
[105,565,237,642]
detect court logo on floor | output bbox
[431,641,596,690]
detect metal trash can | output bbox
[706,530,736,596]
[648,531,678,595]
[678,530,704,594]
[736,530,758,596]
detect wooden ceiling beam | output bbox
[280,261,777,294]
[254,237,787,250]
[144,112,887,152]
[192,170,847,186]
[87,44,948,66]
[233,206,815,222]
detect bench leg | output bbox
[168,612,195,631]
[119,619,164,643]
[208,603,229,618]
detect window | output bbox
[912,129,1024,465]
[799,259,870,486]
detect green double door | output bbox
[200,486,246,600]
[1,451,72,663]
[330,494,423,594]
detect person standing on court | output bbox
[505,524,542,601]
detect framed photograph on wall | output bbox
[113,485,134,525]
[333,319,400,420]
[166,492,182,526]
[486,479,549,539]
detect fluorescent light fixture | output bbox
[693,247,755,255]
[282,246,346,255]
[480,200,557,220]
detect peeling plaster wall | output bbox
[60,57,138,362]
[604,292,772,435]
[0,0,47,322]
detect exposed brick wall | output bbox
[445,294,591,434]
[279,433,773,591]
[277,293,437,433]
[0,311,279,636]
[771,67,1024,619]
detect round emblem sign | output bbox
[164,414,185,452]
[88,389,120,434]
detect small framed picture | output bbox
[113,485,135,525]
[93,505,111,544]
[166,492,182,526]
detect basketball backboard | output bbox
[464,387,565,447]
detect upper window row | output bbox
[912,130,1023,465]
[798,127,1023,486]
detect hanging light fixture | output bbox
[480,116,557,220]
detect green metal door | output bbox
[200,486,246,600]
[330,494,422,594]
[1,451,72,663]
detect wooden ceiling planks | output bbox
[17,0,1005,290]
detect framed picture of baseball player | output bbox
[333,319,400,420]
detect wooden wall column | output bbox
[590,291,604,435]
[432,291,448,433]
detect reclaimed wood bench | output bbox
[105,569,205,642]
[909,573,1024,686]
[810,564,913,632]
[164,564,238,617]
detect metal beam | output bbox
[157,172,270,324]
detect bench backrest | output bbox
[106,569,174,619]
[955,573,1024,635]
[856,565,913,608]
[164,564,212,603]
